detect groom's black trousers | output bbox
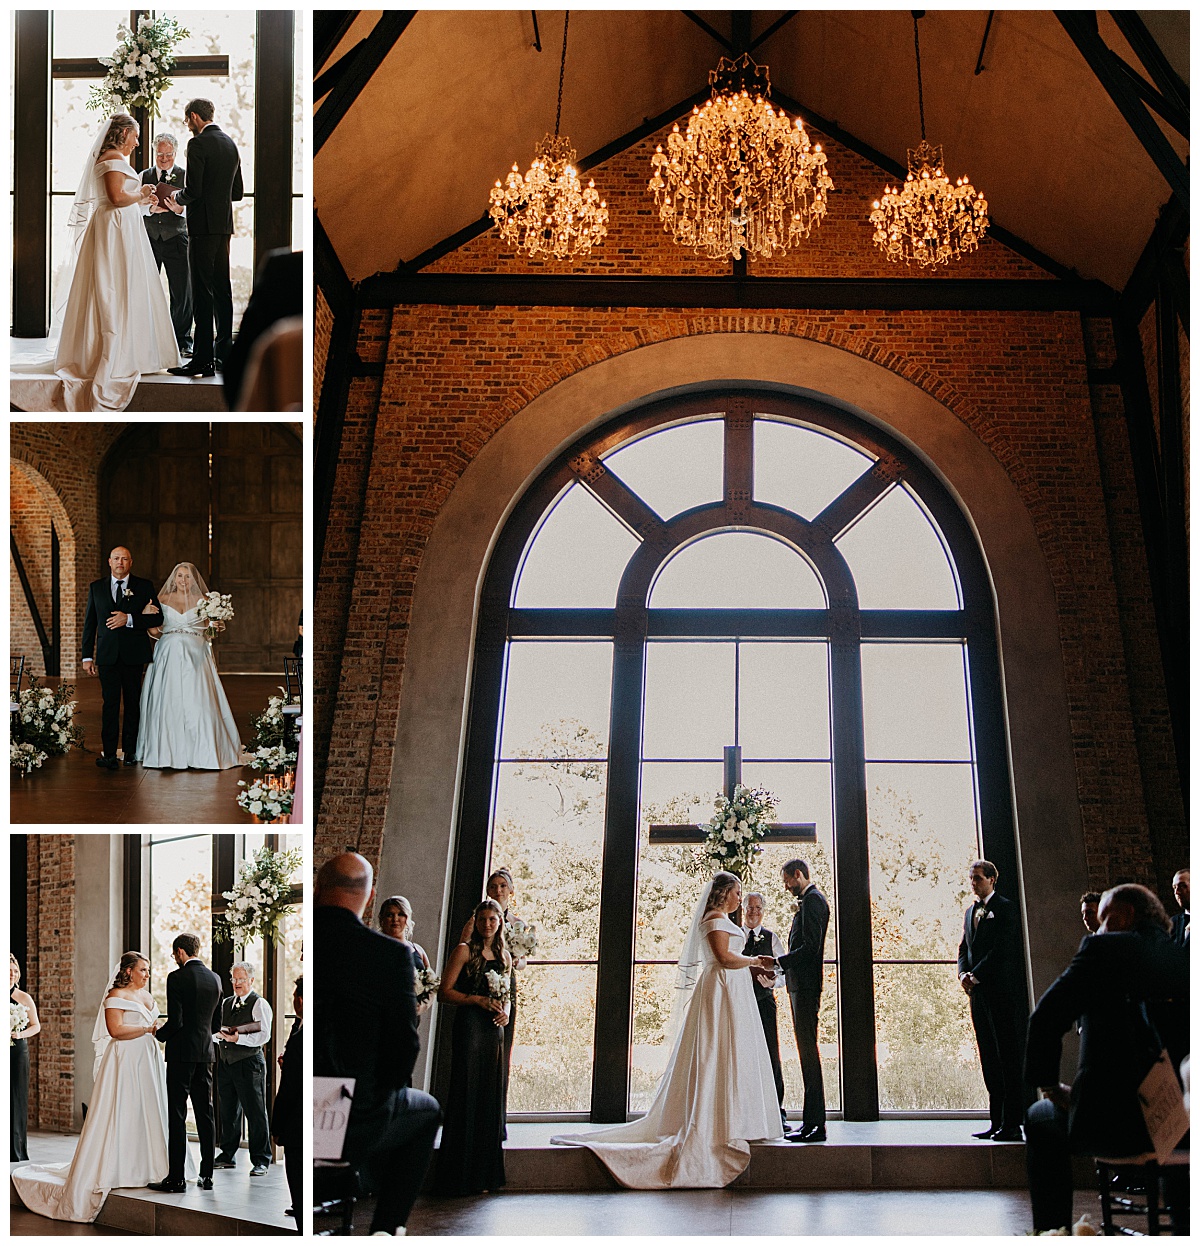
[188,233,234,368]
[97,660,145,760]
[166,1059,215,1181]
[789,990,827,1130]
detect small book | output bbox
[152,181,178,205]
[222,1020,262,1035]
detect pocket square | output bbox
[985,910,996,920]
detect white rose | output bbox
[738,819,749,831]
[722,827,735,842]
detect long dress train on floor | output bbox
[553,914,782,1188]
[10,998,195,1223]
[135,604,243,769]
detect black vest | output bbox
[218,991,263,1065]
[744,928,777,1004]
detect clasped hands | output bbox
[472,995,510,1027]
[105,600,160,630]
[143,185,182,214]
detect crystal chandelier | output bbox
[870,16,989,267]
[488,12,608,261]
[648,52,833,262]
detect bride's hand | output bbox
[753,955,775,970]
[139,185,157,206]
[148,627,163,638]
[141,601,160,614]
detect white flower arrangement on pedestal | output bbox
[704,783,777,881]
[89,16,190,117]
[195,591,235,641]
[216,844,302,945]
[11,1000,30,1046]
[248,744,298,774]
[236,777,294,823]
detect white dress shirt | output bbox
[743,923,786,989]
[110,576,134,627]
[213,993,273,1047]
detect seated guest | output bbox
[434,899,510,1197]
[1024,883,1189,1234]
[222,248,301,410]
[1079,892,1101,935]
[272,976,302,1224]
[1171,868,1189,947]
[315,853,441,1237]
[379,895,430,970]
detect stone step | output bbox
[10,371,227,413]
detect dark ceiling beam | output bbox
[314,41,363,103]
[1121,194,1187,330]
[1107,10,1189,115]
[1111,52,1188,135]
[1055,11,1189,208]
[315,11,360,74]
[315,212,355,319]
[683,11,733,52]
[315,11,415,155]
[359,272,1115,313]
[750,11,799,53]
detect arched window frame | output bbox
[442,388,1019,1123]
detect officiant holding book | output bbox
[212,962,273,1177]
[141,133,193,358]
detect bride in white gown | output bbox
[136,562,244,770]
[10,953,195,1223]
[553,872,783,1187]
[11,112,179,413]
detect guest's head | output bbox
[744,891,766,928]
[101,113,138,155]
[10,952,21,989]
[467,898,509,976]
[781,859,811,897]
[1099,884,1171,936]
[315,852,375,919]
[108,546,133,578]
[1080,892,1102,934]
[171,933,200,966]
[293,975,303,1022]
[378,895,414,943]
[968,860,998,902]
[230,962,254,997]
[1172,869,1190,913]
[184,98,215,135]
[486,867,514,911]
[154,134,178,169]
[112,951,149,989]
[705,871,742,915]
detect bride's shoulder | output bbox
[95,150,126,166]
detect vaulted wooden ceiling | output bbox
[315,10,1189,289]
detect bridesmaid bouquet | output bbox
[414,967,441,1008]
[196,591,235,640]
[504,918,538,962]
[484,969,511,1007]
[11,1000,30,1046]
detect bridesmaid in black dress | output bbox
[10,952,42,1162]
[436,899,511,1196]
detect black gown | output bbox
[434,960,507,1196]
[11,986,30,1161]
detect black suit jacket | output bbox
[777,886,829,995]
[81,575,160,667]
[271,1021,302,1144]
[141,166,188,241]
[1170,911,1189,948]
[222,249,302,408]
[314,905,422,1161]
[156,958,223,1063]
[1024,929,1189,1156]
[176,124,244,236]
[956,891,1025,1004]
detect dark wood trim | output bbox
[1122,195,1187,329]
[682,11,734,52]
[1107,11,1189,116]
[10,533,52,670]
[315,213,355,317]
[48,524,61,677]
[254,11,295,261]
[13,10,51,337]
[361,273,1114,313]
[51,54,228,78]
[316,11,361,75]
[122,835,145,954]
[750,11,800,53]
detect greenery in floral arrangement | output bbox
[702,783,777,882]
[11,678,83,770]
[247,693,289,751]
[10,743,46,777]
[215,844,302,945]
[89,16,190,117]
[236,778,294,824]
[248,744,298,773]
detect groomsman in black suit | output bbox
[958,859,1028,1142]
[776,859,830,1142]
[141,132,192,356]
[151,933,223,1192]
[80,546,160,769]
[169,98,244,378]
[742,890,789,1131]
[1170,868,1189,947]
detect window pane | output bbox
[291,195,304,251]
[739,642,830,760]
[631,963,676,1112]
[868,763,978,960]
[861,643,973,761]
[650,532,826,609]
[644,642,734,760]
[490,761,605,960]
[754,419,874,519]
[499,642,612,759]
[874,965,987,1110]
[508,965,596,1113]
[836,484,961,609]
[514,484,639,608]
[601,419,724,520]
[149,835,212,1013]
[51,78,101,192]
[53,10,126,57]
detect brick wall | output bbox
[25,835,77,1132]
[315,284,334,408]
[11,464,52,678]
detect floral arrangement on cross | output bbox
[703,783,777,883]
[88,16,191,117]
[215,844,302,945]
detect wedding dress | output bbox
[136,563,243,770]
[553,886,783,1187]
[10,993,195,1223]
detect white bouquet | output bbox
[89,15,189,116]
[11,1000,30,1046]
[414,967,441,1008]
[704,783,776,881]
[216,844,302,944]
[10,741,47,776]
[484,968,511,1007]
[504,918,539,962]
[236,778,294,824]
[195,591,234,640]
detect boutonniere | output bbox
[122,587,134,600]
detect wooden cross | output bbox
[648,746,817,846]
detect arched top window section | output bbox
[649,531,828,609]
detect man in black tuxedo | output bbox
[151,933,223,1192]
[776,859,830,1142]
[1170,868,1189,947]
[957,859,1028,1142]
[315,853,442,1236]
[1023,884,1190,1233]
[141,133,192,356]
[80,546,160,769]
[743,890,789,1131]
[169,98,244,378]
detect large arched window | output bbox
[443,390,1018,1122]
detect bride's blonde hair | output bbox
[100,113,138,153]
[111,950,148,988]
[704,871,741,912]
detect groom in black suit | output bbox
[150,933,223,1192]
[81,546,160,769]
[169,98,244,378]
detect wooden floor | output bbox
[11,675,281,825]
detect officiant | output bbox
[212,961,274,1177]
[141,133,193,358]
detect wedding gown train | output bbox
[553,914,783,1187]
[10,998,195,1223]
[136,604,244,769]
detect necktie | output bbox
[115,579,124,603]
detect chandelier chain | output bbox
[913,13,927,141]
[554,11,570,138]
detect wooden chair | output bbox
[10,654,25,724]
[1095,1152,1190,1235]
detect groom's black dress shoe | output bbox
[123,757,137,767]
[147,1179,186,1193]
[991,1128,1023,1142]
[798,1125,827,1142]
[972,1126,999,1139]
[95,755,119,770]
[168,363,216,378]
[198,1177,214,1190]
